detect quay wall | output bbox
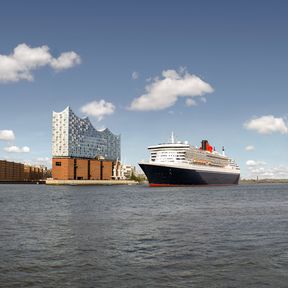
[46,179,138,186]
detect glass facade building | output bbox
[52,107,120,160]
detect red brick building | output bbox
[52,158,114,180]
[0,160,50,182]
[0,160,24,181]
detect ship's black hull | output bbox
[139,163,240,186]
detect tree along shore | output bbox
[240,179,288,184]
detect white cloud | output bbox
[4,146,30,153]
[0,130,15,141]
[245,145,255,151]
[129,68,214,111]
[81,100,115,121]
[50,51,81,71]
[36,157,50,162]
[244,115,288,134]
[185,98,197,107]
[246,160,266,166]
[35,157,51,167]
[132,71,139,80]
[8,157,51,168]
[0,43,81,83]
[246,160,288,179]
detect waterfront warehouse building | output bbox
[52,107,121,180]
[52,158,114,180]
[52,106,120,160]
[0,160,50,182]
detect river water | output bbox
[0,184,288,287]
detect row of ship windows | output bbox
[151,157,185,160]
[151,159,179,162]
[151,151,185,154]
[151,154,184,157]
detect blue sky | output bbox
[0,0,287,178]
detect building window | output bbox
[56,162,62,166]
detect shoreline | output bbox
[45,179,139,186]
[240,179,288,184]
[0,180,46,184]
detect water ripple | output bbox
[1,184,288,287]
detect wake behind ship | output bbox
[139,133,240,186]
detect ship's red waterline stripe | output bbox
[149,183,238,187]
[149,183,180,187]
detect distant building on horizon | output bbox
[52,106,120,160]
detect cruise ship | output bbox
[139,133,240,186]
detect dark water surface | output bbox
[1,184,288,287]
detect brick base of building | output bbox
[52,158,114,180]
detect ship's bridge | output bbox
[148,143,190,163]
